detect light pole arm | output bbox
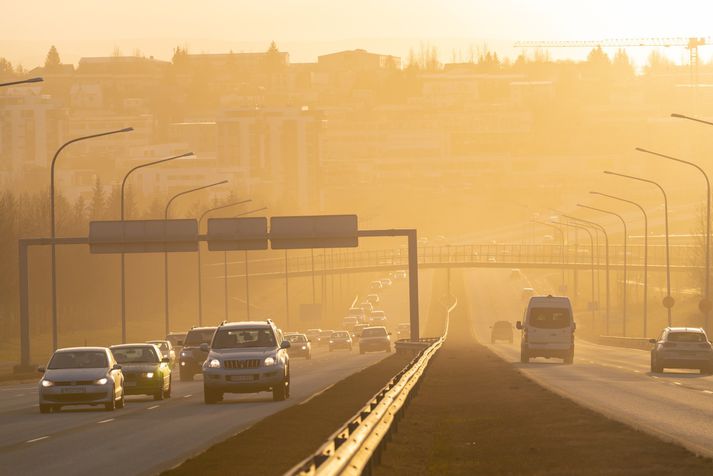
[198,199,253,230]
[164,180,229,219]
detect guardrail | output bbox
[287,298,456,476]
[597,335,653,351]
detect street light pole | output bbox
[119,151,194,343]
[164,180,228,335]
[557,221,596,327]
[578,204,628,336]
[49,127,133,350]
[636,146,711,332]
[605,170,673,326]
[197,199,252,325]
[590,192,649,337]
[0,77,43,87]
[232,207,268,321]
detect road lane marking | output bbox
[183,394,192,398]
[673,382,682,386]
[633,370,641,373]
[97,418,114,424]
[299,383,336,406]
[147,405,159,410]
[703,390,713,394]
[26,436,49,444]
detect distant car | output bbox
[110,344,172,400]
[510,269,521,279]
[650,327,713,374]
[166,332,187,352]
[147,340,176,367]
[179,326,217,381]
[359,301,375,316]
[369,310,387,324]
[347,308,366,322]
[490,321,513,344]
[202,320,290,403]
[329,331,353,352]
[317,330,335,346]
[393,270,407,280]
[359,326,392,354]
[285,333,311,359]
[379,278,392,288]
[517,295,575,364]
[352,323,370,341]
[38,347,125,413]
[342,316,359,332]
[521,287,535,302]
[369,281,383,290]
[366,294,380,305]
[396,323,411,340]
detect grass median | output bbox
[375,271,713,475]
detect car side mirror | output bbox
[648,338,657,344]
[37,366,45,373]
[161,357,170,363]
[280,340,291,349]
[515,321,523,330]
[112,364,122,371]
[200,343,209,352]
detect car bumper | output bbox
[360,341,390,351]
[123,379,163,395]
[523,343,573,357]
[179,360,203,374]
[330,342,352,350]
[656,352,713,369]
[39,385,113,405]
[203,367,286,393]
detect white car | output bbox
[516,295,575,364]
[359,326,392,354]
[38,347,125,413]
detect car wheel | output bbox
[104,389,116,411]
[204,386,219,404]
[116,390,125,409]
[180,371,192,382]
[154,386,165,401]
[520,349,529,363]
[273,379,288,401]
[165,378,172,398]
[651,354,664,373]
[39,404,51,414]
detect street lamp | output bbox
[556,221,596,327]
[197,199,252,324]
[49,127,134,350]
[531,220,566,291]
[578,204,629,336]
[0,77,43,87]
[590,191,649,337]
[636,146,711,331]
[119,151,194,343]
[235,207,268,321]
[164,180,228,335]
[604,170,673,326]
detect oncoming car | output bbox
[110,344,172,400]
[38,347,124,413]
[359,326,392,354]
[285,333,311,359]
[329,331,353,352]
[650,327,713,374]
[202,320,291,403]
[179,326,217,381]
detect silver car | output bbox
[38,347,125,413]
[650,327,713,374]
[359,326,392,354]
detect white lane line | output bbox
[97,418,114,424]
[673,382,682,386]
[26,436,49,444]
[633,370,641,373]
[147,405,160,410]
[299,383,336,406]
[703,390,713,394]
[183,394,192,398]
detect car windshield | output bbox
[48,351,108,369]
[668,332,707,343]
[212,328,276,349]
[112,346,159,364]
[184,329,215,346]
[332,332,349,339]
[286,334,307,343]
[528,308,571,329]
[362,328,387,337]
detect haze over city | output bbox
[2,2,713,475]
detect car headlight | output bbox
[144,372,154,379]
[208,359,221,368]
[41,379,54,388]
[181,351,190,357]
[264,357,276,367]
[94,377,109,385]
[301,345,307,350]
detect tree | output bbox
[45,45,61,69]
[89,177,106,220]
[613,49,635,77]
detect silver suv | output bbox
[201,320,291,403]
[650,327,713,374]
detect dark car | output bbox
[179,326,217,381]
[285,333,311,359]
[110,344,172,400]
[329,331,353,352]
[317,329,335,347]
[490,321,513,344]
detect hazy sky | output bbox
[2,1,712,67]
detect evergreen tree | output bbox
[89,177,106,220]
[45,45,61,69]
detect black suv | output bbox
[179,326,217,381]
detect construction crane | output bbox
[514,37,709,85]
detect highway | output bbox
[0,272,431,476]
[466,268,713,459]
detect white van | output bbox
[516,295,575,364]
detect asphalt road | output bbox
[465,268,713,459]
[0,271,431,476]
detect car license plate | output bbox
[61,387,85,393]
[229,375,254,382]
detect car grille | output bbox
[45,393,105,402]
[54,380,94,386]
[224,359,261,369]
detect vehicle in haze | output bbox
[147,339,176,367]
[379,278,392,288]
[317,329,335,346]
[369,310,388,324]
[179,326,217,381]
[166,332,187,352]
[517,296,575,364]
[347,307,366,323]
[366,293,380,305]
[510,269,521,279]
[396,323,411,340]
[305,328,322,344]
[285,333,311,359]
[110,344,172,400]
[352,323,370,341]
[393,270,407,280]
[650,327,713,374]
[342,316,359,332]
[38,347,125,413]
[329,331,353,351]
[521,287,535,302]
[359,326,392,354]
[202,320,291,403]
[369,280,384,290]
[359,301,375,316]
[490,321,514,344]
